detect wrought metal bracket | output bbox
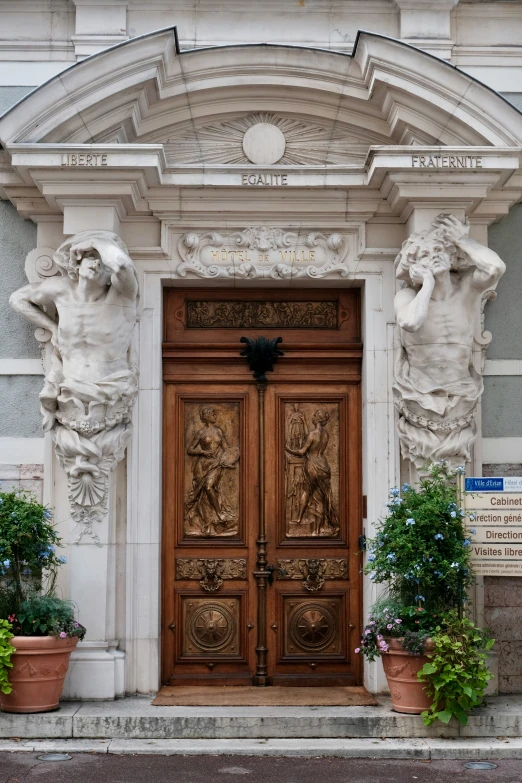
[239,336,284,382]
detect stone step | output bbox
[1,696,521,740]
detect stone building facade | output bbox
[0,0,521,697]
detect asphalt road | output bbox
[1,754,522,783]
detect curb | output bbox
[1,737,522,758]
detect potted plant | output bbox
[356,462,494,723]
[0,490,85,713]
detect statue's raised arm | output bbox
[393,213,506,468]
[9,229,138,543]
[56,230,138,301]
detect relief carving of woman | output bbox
[285,409,339,537]
[185,406,239,537]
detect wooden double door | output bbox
[162,290,363,686]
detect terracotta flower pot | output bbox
[0,635,78,714]
[381,637,433,714]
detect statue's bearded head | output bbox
[395,214,470,287]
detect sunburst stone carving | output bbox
[161,113,384,166]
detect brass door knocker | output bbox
[301,559,326,592]
[198,558,225,592]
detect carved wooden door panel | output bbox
[162,289,362,687]
[265,383,361,686]
[163,383,259,685]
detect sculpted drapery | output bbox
[393,214,505,468]
[10,230,138,542]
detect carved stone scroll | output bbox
[176,227,353,280]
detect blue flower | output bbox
[43,509,52,520]
[391,497,403,506]
[450,511,457,518]
[389,488,400,497]
[450,562,460,569]
[455,466,465,475]
[470,528,477,535]
[386,553,396,561]
[434,533,444,540]
[57,555,67,564]
[463,539,470,547]
[469,514,476,521]
[368,554,376,562]
[406,518,415,526]
[415,595,425,601]
[434,571,443,577]
[369,572,376,580]
[0,498,3,504]
[401,483,411,492]
[3,559,10,568]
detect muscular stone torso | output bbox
[55,286,136,380]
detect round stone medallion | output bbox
[242,122,286,165]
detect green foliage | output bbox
[0,491,85,642]
[8,596,85,640]
[418,611,494,726]
[0,491,64,615]
[0,618,15,694]
[364,463,472,613]
[357,597,436,661]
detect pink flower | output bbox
[73,622,79,628]
[354,647,360,654]
[369,621,375,626]
[59,632,67,639]
[386,623,393,630]
[376,634,383,640]
[395,619,402,624]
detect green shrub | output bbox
[419,611,494,726]
[8,596,85,640]
[0,618,15,695]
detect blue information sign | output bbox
[465,477,504,492]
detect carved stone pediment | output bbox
[160,113,387,167]
[176,227,360,279]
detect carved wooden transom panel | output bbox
[186,300,338,329]
[283,402,340,539]
[183,402,240,539]
[182,597,240,657]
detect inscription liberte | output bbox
[412,154,483,169]
[62,153,108,166]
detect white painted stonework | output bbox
[393,214,506,468]
[0,28,521,698]
[10,231,138,544]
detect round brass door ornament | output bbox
[289,602,337,651]
[189,602,236,652]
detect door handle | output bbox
[266,564,288,585]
